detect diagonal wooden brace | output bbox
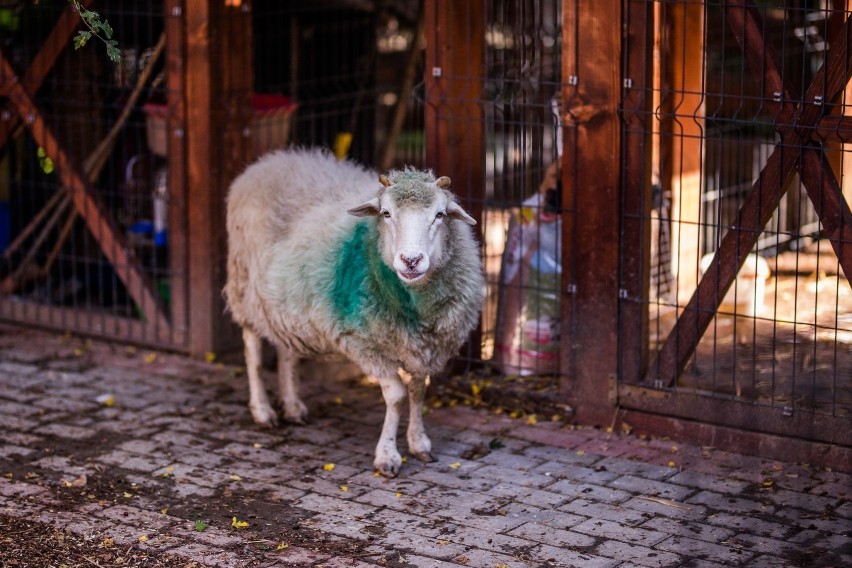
[0,0,94,151]
[0,54,170,332]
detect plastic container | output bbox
[143,94,296,157]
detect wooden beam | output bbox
[619,0,655,385]
[183,0,252,356]
[0,0,94,150]
[0,55,170,333]
[424,0,485,364]
[560,0,622,424]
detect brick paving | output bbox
[0,324,849,567]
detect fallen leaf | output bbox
[229,474,242,481]
[667,460,677,468]
[95,394,115,407]
[488,438,505,450]
[323,463,335,472]
[62,474,87,488]
[334,397,343,405]
[576,450,586,456]
[448,462,461,470]
[122,492,134,498]
[339,485,349,492]
[2,473,11,479]
[231,516,249,528]
[144,352,157,364]
[276,543,289,550]
[395,492,402,498]
[160,507,169,515]
[138,535,148,542]
[194,519,209,532]
[471,384,482,396]
[205,351,216,363]
[526,414,538,425]
[102,538,114,548]
[253,443,264,449]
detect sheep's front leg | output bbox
[276,345,307,424]
[406,375,435,463]
[374,375,406,478]
[243,328,278,428]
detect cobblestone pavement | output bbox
[0,324,849,567]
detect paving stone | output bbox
[703,511,792,539]
[559,497,647,526]
[685,490,773,515]
[639,515,735,543]
[656,535,756,565]
[546,479,634,504]
[593,456,678,481]
[595,539,684,567]
[485,481,572,510]
[667,469,751,494]
[607,475,695,501]
[533,544,620,568]
[508,521,597,548]
[572,517,669,546]
[530,461,621,484]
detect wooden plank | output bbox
[0,55,170,334]
[424,0,485,365]
[619,0,655,385]
[799,148,852,280]
[0,0,94,150]
[619,384,852,449]
[164,0,188,348]
[559,0,622,424]
[616,404,852,473]
[183,0,252,356]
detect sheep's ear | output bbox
[435,176,451,188]
[348,197,382,217]
[447,201,476,225]
[379,175,392,187]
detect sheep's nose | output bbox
[400,253,423,270]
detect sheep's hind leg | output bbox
[374,374,406,478]
[243,328,278,427]
[406,375,435,463]
[276,345,307,424]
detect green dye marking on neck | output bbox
[330,222,419,329]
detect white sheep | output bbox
[224,147,484,477]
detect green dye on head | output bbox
[330,222,419,329]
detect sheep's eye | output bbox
[381,210,391,219]
[435,211,446,220]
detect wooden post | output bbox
[560,0,622,424]
[424,0,485,363]
[183,0,252,356]
[620,1,655,385]
[666,3,705,302]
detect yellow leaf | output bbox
[449,462,461,470]
[762,480,774,487]
[205,351,217,363]
[160,507,169,515]
[2,473,11,479]
[276,543,289,550]
[471,384,482,396]
[123,492,133,498]
[576,450,585,456]
[340,485,348,492]
[323,463,335,471]
[138,535,148,542]
[253,443,264,449]
[144,352,157,364]
[373,471,382,477]
[231,516,249,528]
[229,474,242,481]
[401,456,408,463]
[526,415,538,425]
[667,460,677,468]
[334,397,343,405]
[102,537,114,548]
[395,492,402,498]
[95,394,115,407]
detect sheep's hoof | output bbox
[282,399,309,425]
[249,403,279,428]
[411,451,435,463]
[374,456,402,478]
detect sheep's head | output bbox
[348,169,476,285]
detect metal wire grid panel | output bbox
[0,0,178,347]
[630,0,852,424]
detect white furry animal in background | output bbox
[224,148,484,477]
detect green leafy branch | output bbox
[69,1,121,62]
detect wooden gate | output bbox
[589,0,852,464]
